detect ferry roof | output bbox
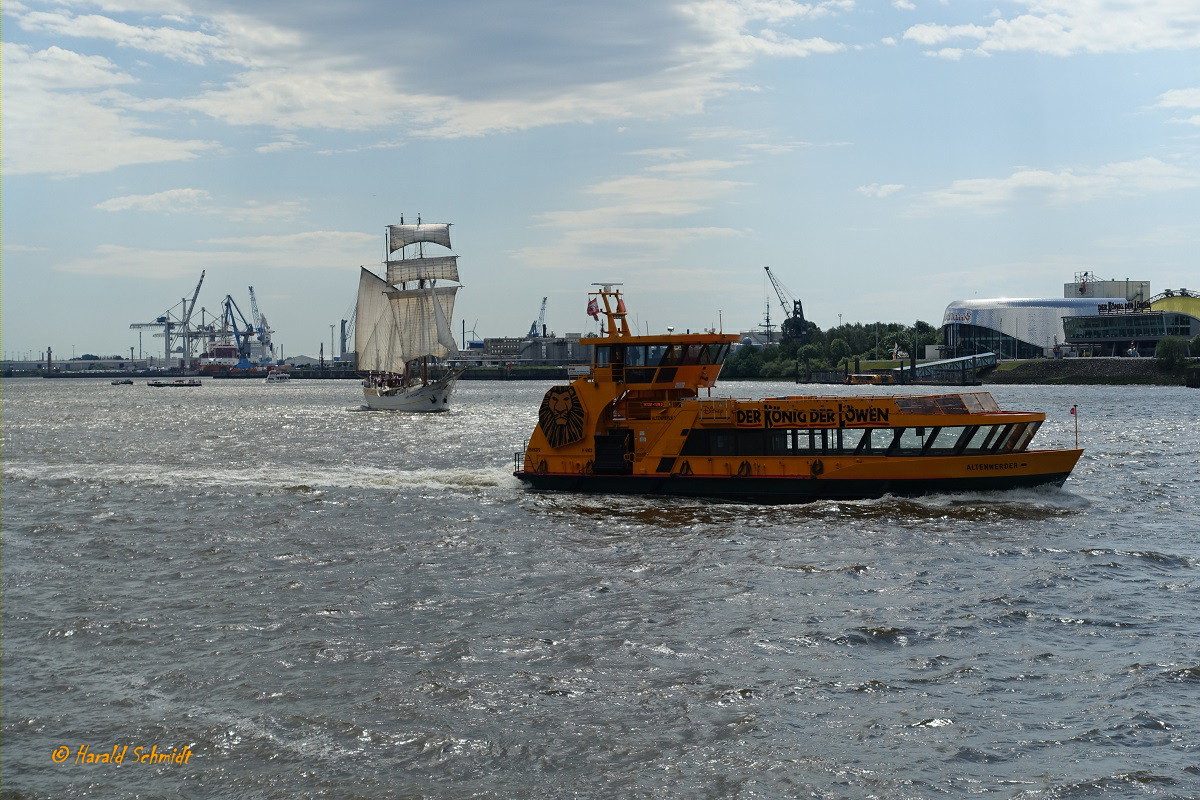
[580,331,740,346]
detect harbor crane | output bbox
[129,271,206,367]
[764,266,808,343]
[527,296,548,338]
[247,285,275,363]
[181,271,205,365]
[221,295,256,369]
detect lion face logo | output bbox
[538,385,585,449]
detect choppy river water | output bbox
[3,377,1198,799]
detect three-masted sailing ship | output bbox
[355,218,464,411]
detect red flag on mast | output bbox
[586,297,600,320]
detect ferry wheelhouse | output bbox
[513,286,1082,502]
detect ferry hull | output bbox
[517,448,1083,503]
[514,469,1075,503]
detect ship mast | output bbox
[591,282,630,338]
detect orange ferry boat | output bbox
[513,286,1083,502]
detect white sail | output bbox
[386,255,459,285]
[389,223,451,253]
[387,285,460,361]
[355,268,407,373]
[432,285,459,353]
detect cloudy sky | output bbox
[4,0,1199,360]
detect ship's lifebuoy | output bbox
[810,458,824,477]
[736,460,752,477]
[678,460,693,476]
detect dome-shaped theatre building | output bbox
[942,274,1200,359]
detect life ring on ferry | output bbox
[677,460,693,476]
[535,459,549,474]
[810,458,825,477]
[736,460,752,477]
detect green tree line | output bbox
[722,320,943,379]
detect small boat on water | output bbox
[111,378,134,385]
[264,370,290,384]
[147,378,202,387]
[513,285,1083,503]
[354,217,464,411]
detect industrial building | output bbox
[451,333,591,367]
[942,273,1198,358]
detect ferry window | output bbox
[1013,421,1040,452]
[851,429,875,453]
[997,423,1028,454]
[710,431,736,456]
[768,430,792,455]
[925,426,967,453]
[921,427,944,452]
[683,344,705,365]
[896,397,938,414]
[648,345,667,365]
[611,346,626,366]
[626,346,647,366]
[658,345,684,367]
[680,430,707,456]
[986,424,1015,453]
[795,428,832,453]
[888,427,927,455]
[625,367,656,383]
[706,343,729,364]
[974,425,1002,452]
[952,425,980,453]
[960,425,997,453]
[595,346,611,366]
[935,396,969,414]
[738,430,765,456]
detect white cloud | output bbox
[516,152,751,270]
[17,9,239,65]
[7,0,856,153]
[96,188,213,213]
[920,158,1200,211]
[903,1,1200,57]
[224,201,308,224]
[93,188,308,222]
[255,134,305,153]
[1156,88,1200,125]
[51,231,374,279]
[858,183,904,197]
[2,43,217,176]
[646,159,744,175]
[133,0,848,137]
[892,0,916,10]
[6,43,135,89]
[1157,88,1200,109]
[925,47,966,60]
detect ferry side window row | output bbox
[679,422,1040,457]
[594,343,729,369]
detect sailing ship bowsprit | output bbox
[356,218,464,411]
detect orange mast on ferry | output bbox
[513,285,1083,502]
